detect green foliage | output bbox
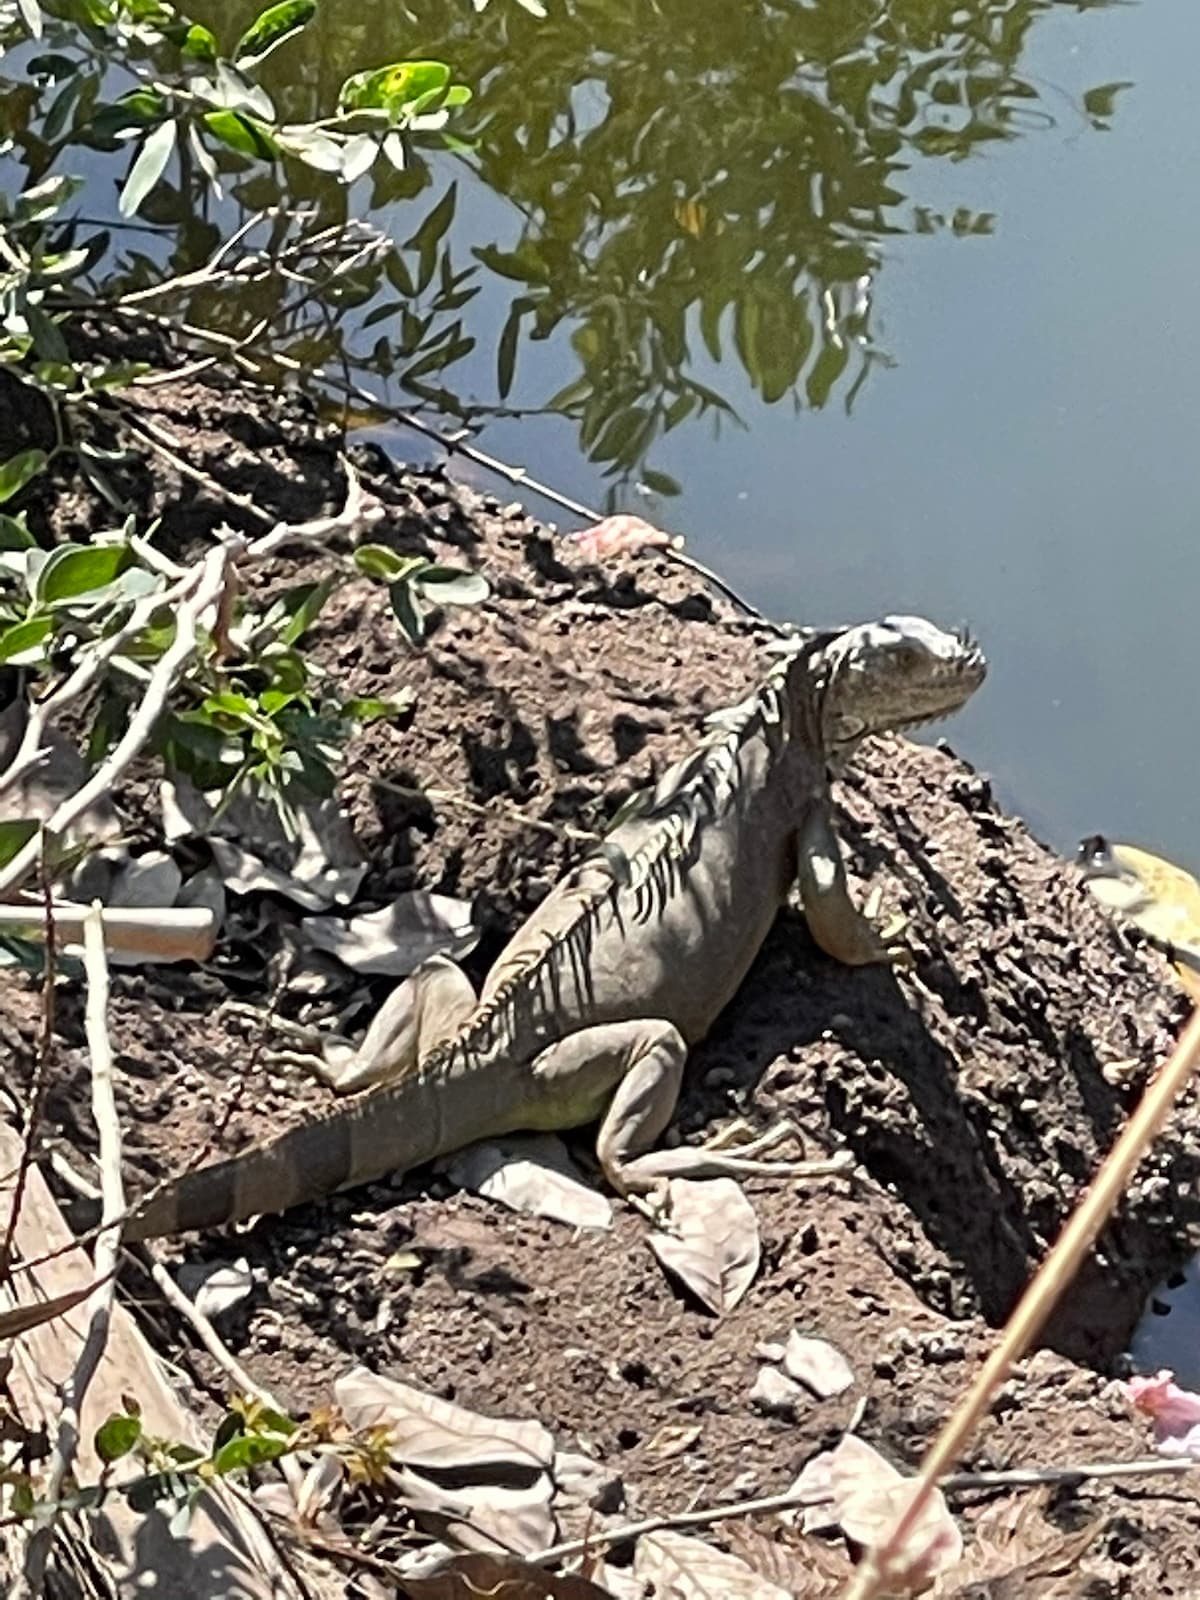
[352,544,489,644]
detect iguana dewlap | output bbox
[124,616,986,1239]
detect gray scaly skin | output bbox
[124,616,986,1240]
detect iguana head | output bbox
[812,614,987,756]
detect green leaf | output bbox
[26,305,70,366]
[496,300,522,400]
[0,451,48,505]
[415,567,489,606]
[201,109,280,161]
[0,516,35,551]
[211,1432,289,1476]
[15,173,83,223]
[181,23,218,60]
[344,693,413,723]
[0,820,38,868]
[279,576,336,645]
[389,580,424,643]
[0,614,53,665]
[1083,80,1133,121]
[353,545,425,582]
[234,0,317,67]
[95,1413,142,1464]
[340,59,449,115]
[16,0,43,40]
[36,544,131,604]
[640,468,681,497]
[86,88,165,144]
[119,119,177,218]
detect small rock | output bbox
[749,1366,805,1418]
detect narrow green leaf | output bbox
[279,576,336,644]
[389,580,424,642]
[0,614,53,665]
[119,119,177,218]
[16,0,43,40]
[639,468,682,497]
[0,820,39,868]
[234,0,317,67]
[201,109,279,161]
[36,544,131,604]
[354,544,422,582]
[26,305,70,365]
[0,450,48,505]
[95,1413,142,1464]
[496,300,522,400]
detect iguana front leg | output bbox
[316,953,479,1093]
[795,799,908,967]
[527,1021,849,1194]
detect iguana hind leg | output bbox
[316,954,479,1093]
[528,1021,850,1196]
[796,800,909,967]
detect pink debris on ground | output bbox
[568,514,681,563]
[1122,1370,1200,1456]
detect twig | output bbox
[244,454,381,559]
[318,372,770,621]
[140,1257,308,1500]
[0,859,58,1283]
[0,547,231,900]
[18,906,123,1597]
[843,1004,1200,1600]
[16,949,297,1278]
[0,565,201,802]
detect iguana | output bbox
[123,615,986,1240]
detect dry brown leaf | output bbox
[725,1519,850,1596]
[647,1178,760,1314]
[932,1491,1105,1598]
[783,1333,856,1399]
[396,1466,556,1557]
[827,1436,962,1590]
[0,1274,108,1339]
[398,1550,617,1598]
[633,1529,793,1599]
[335,1368,555,1474]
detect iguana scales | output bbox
[124,615,986,1240]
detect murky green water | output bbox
[190,0,1194,868]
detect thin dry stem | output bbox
[17,906,122,1597]
[843,1004,1200,1600]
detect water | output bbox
[203,0,1199,869]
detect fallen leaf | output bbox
[641,1423,701,1463]
[646,1178,760,1314]
[335,1368,554,1474]
[827,1435,962,1590]
[783,1332,855,1399]
[442,1134,613,1229]
[303,890,480,975]
[633,1529,792,1600]
[726,1518,850,1595]
[396,1466,556,1557]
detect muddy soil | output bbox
[7,373,1200,1596]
